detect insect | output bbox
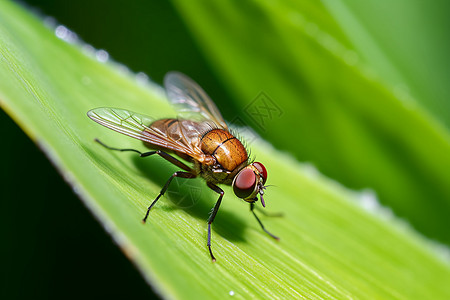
[87,72,278,261]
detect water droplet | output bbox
[358,189,379,211]
[96,49,109,63]
[136,72,149,84]
[55,25,78,43]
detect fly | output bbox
[87,72,279,261]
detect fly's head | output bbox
[232,162,268,207]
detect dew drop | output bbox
[96,49,109,63]
[136,72,149,84]
[55,25,78,43]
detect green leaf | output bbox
[1,1,449,299]
[324,0,450,126]
[171,0,450,245]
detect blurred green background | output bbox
[1,0,449,299]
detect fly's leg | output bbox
[250,203,280,240]
[142,171,196,223]
[94,139,197,222]
[95,139,193,171]
[206,182,224,262]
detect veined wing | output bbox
[87,107,207,160]
[164,72,228,130]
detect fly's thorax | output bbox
[200,129,248,172]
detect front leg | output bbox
[250,203,280,240]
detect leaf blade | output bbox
[1,1,450,299]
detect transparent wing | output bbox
[164,71,228,129]
[87,107,207,160]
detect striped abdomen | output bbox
[201,129,248,171]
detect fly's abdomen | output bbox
[201,129,248,171]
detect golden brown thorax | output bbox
[201,129,248,171]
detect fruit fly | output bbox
[87,72,278,261]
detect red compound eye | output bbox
[233,168,257,199]
[253,162,267,184]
